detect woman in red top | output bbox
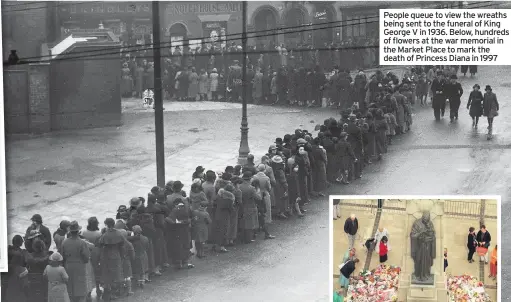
[379,236,388,263]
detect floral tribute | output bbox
[446,275,491,302]
[346,264,401,302]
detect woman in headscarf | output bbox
[98,218,124,301]
[61,221,90,302]
[26,239,50,302]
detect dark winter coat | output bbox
[213,189,235,245]
[343,218,359,235]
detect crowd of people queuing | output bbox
[119,39,379,105]
[2,61,490,302]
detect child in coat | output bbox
[43,252,70,302]
[444,248,449,272]
[191,201,212,258]
[128,225,149,288]
[379,236,388,263]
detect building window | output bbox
[344,15,368,38]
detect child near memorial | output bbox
[379,236,388,263]
[444,248,449,272]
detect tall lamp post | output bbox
[152,1,165,187]
[238,0,250,165]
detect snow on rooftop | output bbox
[50,35,98,58]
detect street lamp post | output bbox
[238,0,250,165]
[152,1,165,187]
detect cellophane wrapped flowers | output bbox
[446,275,491,302]
[346,264,401,302]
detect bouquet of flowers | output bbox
[346,264,401,302]
[446,275,491,302]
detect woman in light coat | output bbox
[188,67,199,101]
[252,68,263,105]
[374,227,390,253]
[198,69,209,101]
[209,68,219,101]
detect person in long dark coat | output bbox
[166,198,194,270]
[271,156,290,217]
[444,75,464,123]
[337,133,356,184]
[213,185,235,252]
[98,218,124,301]
[128,225,149,288]
[61,221,90,302]
[239,172,260,243]
[134,64,145,98]
[346,115,363,180]
[311,139,327,193]
[469,65,477,76]
[228,177,242,245]
[24,214,52,254]
[26,239,49,302]
[5,249,29,302]
[467,84,484,128]
[482,85,499,133]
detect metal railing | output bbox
[338,199,498,219]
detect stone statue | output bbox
[410,211,436,284]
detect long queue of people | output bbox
[120,40,379,104]
[3,66,424,302]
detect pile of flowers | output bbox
[346,264,401,302]
[446,275,491,302]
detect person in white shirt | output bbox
[374,226,390,253]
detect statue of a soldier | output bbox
[410,211,436,283]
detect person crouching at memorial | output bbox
[340,258,360,292]
[379,236,389,263]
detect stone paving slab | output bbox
[7,139,270,246]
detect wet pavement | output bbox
[5,65,511,300]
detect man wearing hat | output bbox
[242,154,257,176]
[238,171,260,243]
[444,74,463,123]
[430,71,447,120]
[228,59,243,102]
[346,114,363,180]
[24,214,52,253]
[61,220,92,301]
[483,84,499,137]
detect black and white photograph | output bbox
[0,1,510,301]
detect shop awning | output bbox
[198,14,231,22]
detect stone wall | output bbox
[49,46,122,131]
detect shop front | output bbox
[282,6,310,48]
[163,2,242,50]
[312,3,336,47]
[57,2,153,44]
